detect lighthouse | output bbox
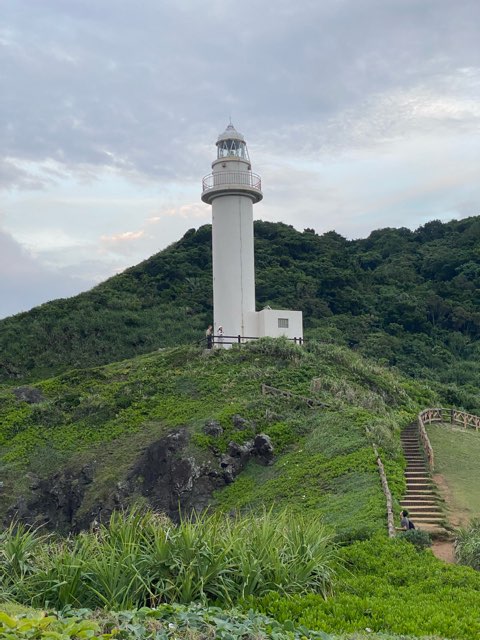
[202,123,303,345]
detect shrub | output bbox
[455,518,480,569]
[250,535,480,638]
[0,508,337,610]
[398,528,432,551]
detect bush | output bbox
[250,535,480,638]
[455,518,480,569]
[398,528,432,550]
[0,605,334,640]
[0,508,337,610]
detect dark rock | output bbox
[13,386,45,404]
[253,434,274,464]
[128,429,225,522]
[27,473,40,490]
[80,464,95,484]
[232,414,248,430]
[203,420,223,437]
[228,440,253,458]
[6,426,260,533]
[16,465,96,534]
[220,455,233,469]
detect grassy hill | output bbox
[1,217,479,412]
[4,339,480,638]
[1,216,480,639]
[0,339,435,537]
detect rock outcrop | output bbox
[8,420,275,533]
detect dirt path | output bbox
[431,540,456,563]
[429,472,469,564]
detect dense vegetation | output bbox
[1,216,480,639]
[253,535,480,638]
[1,217,479,410]
[0,605,333,640]
[455,518,480,570]
[0,510,336,610]
[3,515,480,639]
[0,339,430,538]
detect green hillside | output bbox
[1,217,480,639]
[1,217,479,410]
[0,339,434,537]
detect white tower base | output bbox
[247,309,303,341]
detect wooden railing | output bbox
[418,408,480,472]
[373,443,395,538]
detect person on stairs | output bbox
[397,509,415,531]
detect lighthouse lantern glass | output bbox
[217,139,249,160]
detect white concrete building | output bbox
[201,123,303,346]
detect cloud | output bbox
[100,229,145,244]
[1,0,479,317]
[1,0,479,188]
[0,229,94,319]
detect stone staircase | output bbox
[400,422,445,533]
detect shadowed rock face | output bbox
[8,423,275,533]
[128,429,225,521]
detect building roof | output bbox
[216,123,245,144]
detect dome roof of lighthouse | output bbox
[216,123,245,144]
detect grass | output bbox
[0,340,431,539]
[426,422,480,520]
[251,535,480,639]
[0,509,336,610]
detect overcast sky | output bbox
[1,0,479,319]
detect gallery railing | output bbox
[202,171,262,192]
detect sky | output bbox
[1,0,479,319]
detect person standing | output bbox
[205,325,213,349]
[217,325,224,348]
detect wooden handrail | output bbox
[417,407,480,472]
[373,444,395,538]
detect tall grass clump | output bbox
[0,508,336,609]
[0,521,49,602]
[455,518,480,570]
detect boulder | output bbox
[232,414,248,430]
[253,434,274,464]
[203,420,223,437]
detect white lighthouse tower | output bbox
[202,123,303,345]
[201,123,260,340]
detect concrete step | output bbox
[406,483,434,490]
[413,517,444,524]
[404,491,438,497]
[404,508,443,516]
[405,471,431,476]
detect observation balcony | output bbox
[201,171,263,204]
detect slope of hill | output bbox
[0,339,435,537]
[1,217,479,410]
